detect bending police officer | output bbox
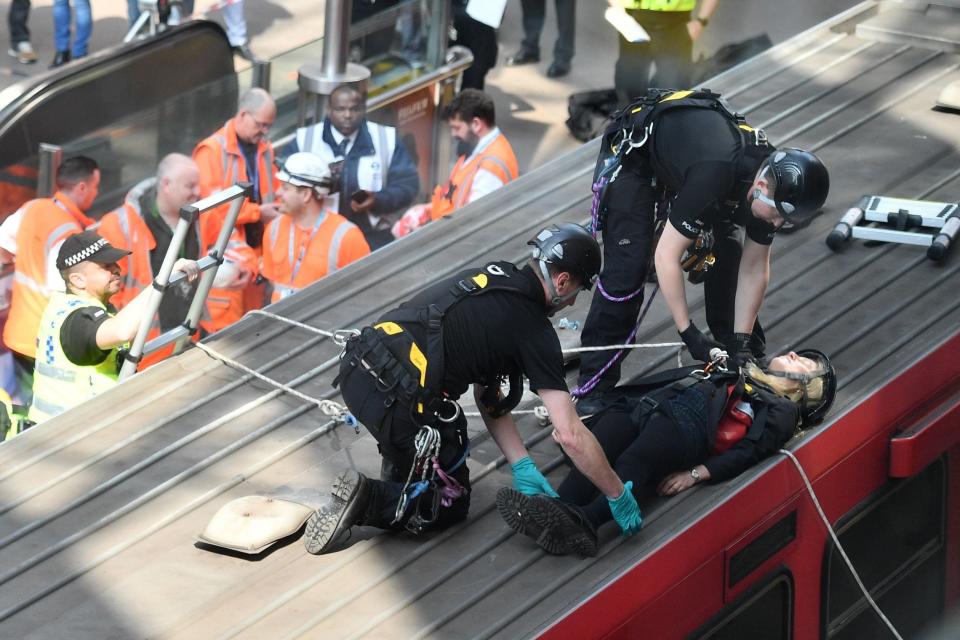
[303,223,643,554]
[576,89,829,414]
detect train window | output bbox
[823,458,946,639]
[690,571,792,640]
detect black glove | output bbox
[679,321,725,363]
[726,332,766,368]
[727,332,756,368]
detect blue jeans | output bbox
[53,0,91,57]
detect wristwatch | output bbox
[695,15,709,27]
[689,467,702,482]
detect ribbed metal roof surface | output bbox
[2,3,960,638]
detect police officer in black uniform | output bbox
[304,223,643,555]
[576,89,830,415]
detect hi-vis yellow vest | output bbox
[621,0,696,11]
[28,292,120,423]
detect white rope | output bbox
[562,341,683,354]
[246,309,359,347]
[778,449,904,640]
[194,342,356,429]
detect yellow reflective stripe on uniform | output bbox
[46,222,78,259]
[35,360,76,382]
[374,321,404,335]
[29,291,121,423]
[263,146,275,203]
[14,271,46,294]
[30,395,68,417]
[408,341,428,413]
[472,273,488,288]
[215,135,237,185]
[115,208,141,292]
[622,0,696,10]
[739,124,755,132]
[660,90,694,103]
[326,221,354,273]
[272,284,299,300]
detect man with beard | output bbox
[28,231,198,423]
[97,154,203,368]
[393,89,519,236]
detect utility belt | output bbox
[335,325,461,425]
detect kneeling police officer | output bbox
[304,223,643,554]
[577,88,830,414]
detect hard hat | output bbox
[528,223,601,291]
[277,152,332,195]
[759,149,830,223]
[762,348,837,425]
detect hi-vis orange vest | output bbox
[97,184,203,369]
[3,192,93,358]
[261,210,370,304]
[194,118,278,332]
[430,130,518,221]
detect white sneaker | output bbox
[7,41,37,64]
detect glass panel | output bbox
[694,574,792,640]
[830,551,945,640]
[825,460,945,628]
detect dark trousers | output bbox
[579,165,657,394]
[558,410,708,527]
[578,168,764,394]
[453,6,497,90]
[338,354,471,532]
[704,222,765,348]
[614,10,693,103]
[8,0,30,45]
[519,0,576,64]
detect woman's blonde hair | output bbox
[745,361,825,406]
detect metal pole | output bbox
[321,0,350,78]
[119,215,195,379]
[296,0,368,127]
[37,144,62,198]
[252,60,272,92]
[426,0,451,70]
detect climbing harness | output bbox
[392,425,468,533]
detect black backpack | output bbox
[565,88,620,143]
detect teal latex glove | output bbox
[511,456,560,498]
[607,481,643,536]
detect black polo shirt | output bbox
[651,106,777,245]
[393,263,569,400]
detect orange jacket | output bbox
[0,164,37,221]
[193,117,279,243]
[194,118,277,332]
[98,188,203,368]
[3,192,93,358]
[430,130,518,220]
[261,210,370,304]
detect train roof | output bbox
[2,2,960,638]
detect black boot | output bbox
[497,487,598,556]
[50,50,71,68]
[303,469,371,555]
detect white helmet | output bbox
[277,152,332,196]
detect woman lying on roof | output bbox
[496,349,837,557]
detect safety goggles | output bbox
[756,164,796,216]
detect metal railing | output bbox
[119,182,250,379]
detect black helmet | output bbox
[528,223,601,291]
[762,149,830,222]
[761,348,837,425]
